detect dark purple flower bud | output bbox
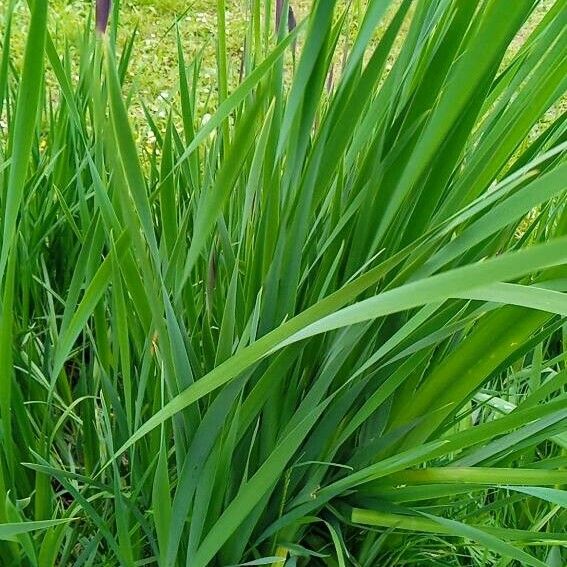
[288,6,296,33]
[289,6,297,60]
[96,0,111,34]
[276,1,296,34]
[276,0,283,32]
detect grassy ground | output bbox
[3,0,560,133]
[1,1,566,565]
[7,0,317,114]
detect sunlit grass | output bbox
[0,0,566,565]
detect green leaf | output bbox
[0,519,75,542]
[0,0,47,280]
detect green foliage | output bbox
[0,0,566,565]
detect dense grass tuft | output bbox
[0,0,566,565]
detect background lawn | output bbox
[1,1,566,565]
[4,0,558,124]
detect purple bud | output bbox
[96,0,111,34]
[288,6,296,33]
[276,1,296,34]
[289,7,297,60]
[276,0,283,31]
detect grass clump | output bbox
[0,0,566,565]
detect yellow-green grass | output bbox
[3,0,561,138]
[1,1,567,564]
